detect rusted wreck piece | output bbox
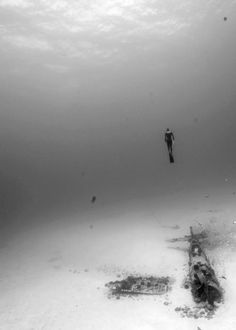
[106,276,170,297]
[188,226,222,309]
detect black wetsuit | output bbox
[165,131,174,154]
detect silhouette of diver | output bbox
[165,128,175,162]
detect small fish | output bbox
[91,196,96,203]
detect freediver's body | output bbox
[165,128,175,154]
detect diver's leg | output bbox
[167,141,171,154]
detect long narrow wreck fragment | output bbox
[106,276,171,297]
[187,226,222,309]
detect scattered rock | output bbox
[72,269,80,274]
[174,305,217,319]
[175,307,181,312]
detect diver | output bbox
[165,128,175,162]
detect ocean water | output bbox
[0,2,236,327]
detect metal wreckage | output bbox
[188,226,222,309]
[106,226,223,310]
[169,226,223,309]
[106,275,171,297]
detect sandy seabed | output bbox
[1,188,236,330]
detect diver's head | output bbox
[166,128,170,132]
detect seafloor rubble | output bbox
[174,305,218,319]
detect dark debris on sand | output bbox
[105,275,172,298]
[174,305,218,319]
[91,196,96,203]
